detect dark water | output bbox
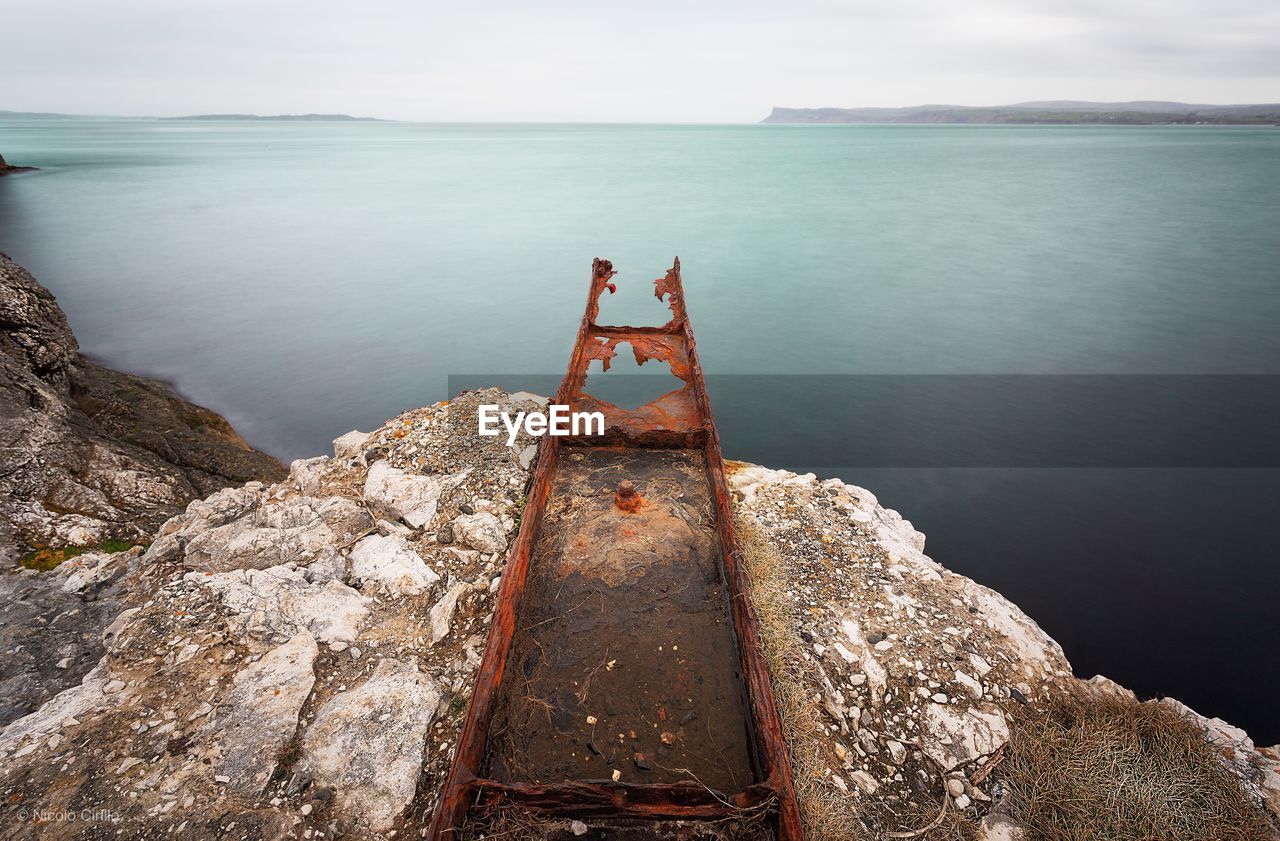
[1,120,1277,742]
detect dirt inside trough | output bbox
[484,446,758,794]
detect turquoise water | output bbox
[2,120,1278,739]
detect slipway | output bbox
[428,258,802,840]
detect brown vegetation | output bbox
[993,686,1276,840]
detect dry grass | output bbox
[736,514,872,841]
[995,687,1277,841]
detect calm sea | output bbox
[2,120,1277,742]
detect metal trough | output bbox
[428,258,802,839]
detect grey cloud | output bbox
[1,0,1276,120]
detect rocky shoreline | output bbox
[0,384,1275,839]
[0,153,36,176]
[0,254,1276,839]
[0,253,286,562]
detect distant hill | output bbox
[162,114,383,122]
[763,102,1280,125]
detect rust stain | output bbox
[427,258,803,840]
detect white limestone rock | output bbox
[182,496,371,573]
[428,581,476,645]
[206,631,318,796]
[363,460,468,529]
[349,533,440,596]
[451,511,507,555]
[289,456,330,496]
[301,658,442,831]
[920,702,1010,770]
[186,565,370,644]
[59,550,127,594]
[332,429,372,462]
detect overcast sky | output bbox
[3,0,1277,122]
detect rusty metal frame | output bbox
[428,258,802,839]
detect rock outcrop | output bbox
[0,152,36,176]
[0,388,1275,839]
[0,389,540,839]
[0,549,133,727]
[0,253,286,561]
[729,464,1072,808]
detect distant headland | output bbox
[763,101,1280,125]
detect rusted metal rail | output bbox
[428,258,802,839]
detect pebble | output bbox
[300,803,313,816]
[570,820,588,836]
[946,778,965,796]
[954,793,971,809]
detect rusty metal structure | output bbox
[428,258,802,839]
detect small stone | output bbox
[946,778,965,796]
[570,820,588,836]
[586,715,597,725]
[300,803,313,816]
[954,793,971,809]
[56,657,72,669]
[932,693,949,704]
[611,769,622,782]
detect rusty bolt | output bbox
[615,480,641,512]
